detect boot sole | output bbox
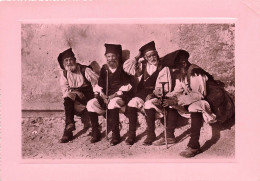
[179,149,201,158]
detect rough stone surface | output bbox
[21,24,235,110]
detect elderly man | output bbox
[123,41,164,145]
[87,44,133,146]
[58,48,99,143]
[150,50,235,157]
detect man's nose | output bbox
[151,57,156,61]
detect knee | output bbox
[107,98,125,109]
[64,97,74,105]
[144,99,155,109]
[128,97,144,109]
[64,92,76,100]
[86,98,97,112]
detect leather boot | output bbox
[89,112,101,143]
[143,108,156,145]
[109,109,121,146]
[125,107,137,145]
[64,97,76,132]
[59,129,73,143]
[187,112,203,149]
[79,109,90,130]
[153,134,176,146]
[180,147,201,158]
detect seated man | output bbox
[58,48,99,143]
[87,44,133,146]
[149,49,235,157]
[123,41,164,145]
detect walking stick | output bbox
[159,82,168,149]
[105,69,109,140]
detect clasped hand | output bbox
[160,96,178,107]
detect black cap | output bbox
[58,48,75,69]
[139,41,156,56]
[104,44,122,55]
[161,49,190,68]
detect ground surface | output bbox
[22,112,235,160]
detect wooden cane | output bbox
[159,82,168,149]
[105,69,109,140]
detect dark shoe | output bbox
[59,131,73,143]
[90,130,101,143]
[110,137,121,146]
[153,137,176,146]
[65,123,76,132]
[179,147,201,158]
[143,134,156,146]
[125,135,136,145]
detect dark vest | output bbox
[134,61,163,100]
[98,64,132,96]
[137,61,163,91]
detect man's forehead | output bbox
[105,53,118,56]
[144,50,157,56]
[63,57,75,61]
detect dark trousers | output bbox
[64,96,97,130]
[165,108,179,138]
[188,112,203,149]
[144,108,156,137]
[63,97,75,127]
[126,107,138,137]
[88,112,99,132]
[108,108,120,138]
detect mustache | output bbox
[66,63,75,66]
[65,64,77,71]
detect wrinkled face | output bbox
[63,57,77,72]
[105,53,120,69]
[144,50,159,66]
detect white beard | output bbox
[65,64,77,72]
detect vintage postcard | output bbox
[1,0,260,181]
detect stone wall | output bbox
[21,24,235,110]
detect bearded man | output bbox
[58,48,99,143]
[149,49,235,157]
[123,41,164,145]
[87,44,133,146]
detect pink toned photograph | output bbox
[21,23,235,159]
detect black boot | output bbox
[109,109,121,146]
[79,109,90,130]
[143,108,156,145]
[60,98,75,143]
[187,112,203,149]
[89,112,101,143]
[59,129,73,143]
[64,97,76,132]
[125,107,137,145]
